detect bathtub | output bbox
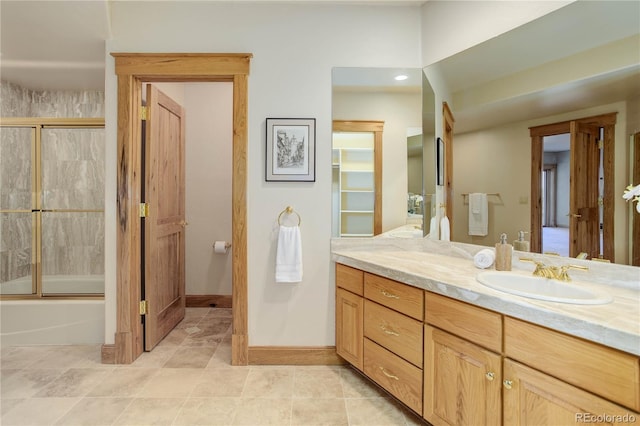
[1,275,105,346]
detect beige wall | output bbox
[453,99,635,263]
[184,83,233,296]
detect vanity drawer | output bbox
[336,263,364,296]
[364,300,423,368]
[364,338,423,414]
[364,273,424,320]
[504,316,640,412]
[425,292,502,353]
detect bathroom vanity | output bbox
[332,238,640,425]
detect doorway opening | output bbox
[109,53,251,365]
[530,113,615,261]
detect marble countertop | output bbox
[331,238,640,356]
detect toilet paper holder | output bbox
[213,241,232,249]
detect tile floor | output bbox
[1,307,426,425]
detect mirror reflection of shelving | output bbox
[333,132,375,237]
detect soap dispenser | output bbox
[513,231,530,252]
[495,233,512,271]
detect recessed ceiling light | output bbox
[394,74,408,81]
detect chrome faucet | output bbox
[520,258,589,282]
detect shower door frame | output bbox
[0,117,105,299]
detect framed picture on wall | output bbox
[266,118,316,182]
[436,137,444,186]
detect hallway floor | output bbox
[1,307,425,425]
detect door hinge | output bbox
[598,196,604,207]
[140,106,148,121]
[597,138,603,149]
[139,203,149,218]
[139,300,148,316]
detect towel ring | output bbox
[278,206,301,226]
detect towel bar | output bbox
[278,206,301,226]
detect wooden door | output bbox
[336,287,364,370]
[423,326,501,426]
[569,121,601,259]
[503,359,635,425]
[144,84,186,350]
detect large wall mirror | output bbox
[424,0,639,265]
[332,67,434,238]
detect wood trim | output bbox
[529,112,616,258]
[108,53,250,365]
[332,120,384,133]
[373,129,383,235]
[0,118,105,127]
[114,74,143,364]
[530,135,543,254]
[101,344,116,364]
[443,102,455,228]
[602,124,615,262]
[634,132,640,267]
[113,53,252,78]
[248,346,346,365]
[186,295,232,308]
[231,73,248,365]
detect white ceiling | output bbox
[2,0,638,145]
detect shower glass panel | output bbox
[41,128,105,295]
[0,127,35,295]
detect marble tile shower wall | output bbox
[1,80,105,285]
[0,80,104,118]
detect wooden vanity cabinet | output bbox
[423,293,502,426]
[335,263,640,424]
[335,264,424,412]
[336,264,364,370]
[504,316,640,413]
[503,359,637,426]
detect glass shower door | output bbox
[40,127,105,295]
[0,127,36,295]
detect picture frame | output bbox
[266,118,316,182]
[436,137,444,186]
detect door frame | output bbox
[332,120,383,235]
[529,112,616,260]
[109,53,251,365]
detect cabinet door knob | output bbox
[485,372,495,381]
[503,379,513,389]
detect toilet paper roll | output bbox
[213,241,229,254]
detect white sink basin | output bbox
[476,271,612,305]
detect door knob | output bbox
[179,220,189,227]
[566,213,582,218]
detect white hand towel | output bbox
[276,225,303,282]
[468,193,488,236]
[428,216,438,240]
[474,248,495,269]
[440,216,450,241]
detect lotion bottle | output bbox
[513,231,530,252]
[495,233,512,271]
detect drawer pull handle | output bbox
[379,367,399,381]
[485,372,495,381]
[381,290,400,299]
[380,325,400,336]
[503,380,513,390]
